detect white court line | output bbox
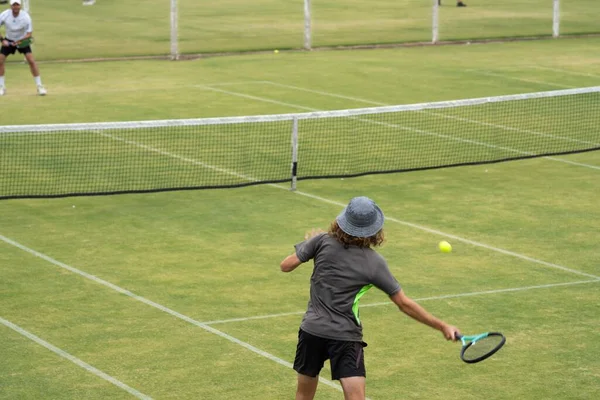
[195,85,318,111]
[465,70,574,89]
[422,111,600,147]
[0,234,347,397]
[202,81,267,87]
[198,84,600,171]
[2,236,596,400]
[95,131,262,183]
[3,81,596,398]
[202,280,599,325]
[11,83,600,173]
[262,79,600,147]
[103,86,600,176]
[3,128,597,399]
[544,157,600,170]
[9,124,596,281]
[259,81,387,106]
[0,316,152,400]
[360,280,600,308]
[0,81,263,97]
[89,108,599,280]
[527,66,600,79]
[283,189,600,280]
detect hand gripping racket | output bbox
[456,332,506,364]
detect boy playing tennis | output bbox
[281,196,460,400]
[0,0,46,96]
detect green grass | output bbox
[1,35,599,399]
[10,0,600,61]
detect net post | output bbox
[432,0,439,44]
[304,0,312,50]
[291,117,299,191]
[552,0,560,38]
[170,0,179,60]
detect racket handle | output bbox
[454,333,463,340]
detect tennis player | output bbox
[281,196,460,400]
[0,0,46,96]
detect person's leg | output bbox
[293,330,327,400]
[0,53,6,95]
[296,373,319,400]
[0,53,6,78]
[329,340,368,400]
[24,51,40,78]
[24,51,46,95]
[340,376,366,400]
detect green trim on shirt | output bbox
[352,284,373,325]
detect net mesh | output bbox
[298,90,600,179]
[1,87,599,200]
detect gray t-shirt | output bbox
[295,233,401,341]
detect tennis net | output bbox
[1,86,599,200]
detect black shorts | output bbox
[1,44,32,57]
[293,329,367,380]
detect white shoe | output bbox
[0,85,5,96]
[37,85,47,96]
[82,0,95,5]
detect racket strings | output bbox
[462,335,504,361]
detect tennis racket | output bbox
[6,37,33,48]
[456,332,506,364]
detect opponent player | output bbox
[0,0,46,96]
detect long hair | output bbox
[328,220,385,248]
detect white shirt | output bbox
[0,9,32,41]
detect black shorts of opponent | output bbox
[1,41,32,57]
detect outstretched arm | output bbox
[390,289,460,340]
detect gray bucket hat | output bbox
[336,196,384,238]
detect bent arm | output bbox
[280,253,302,272]
[390,289,460,340]
[280,229,323,272]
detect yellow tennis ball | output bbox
[274,49,279,54]
[439,240,452,253]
